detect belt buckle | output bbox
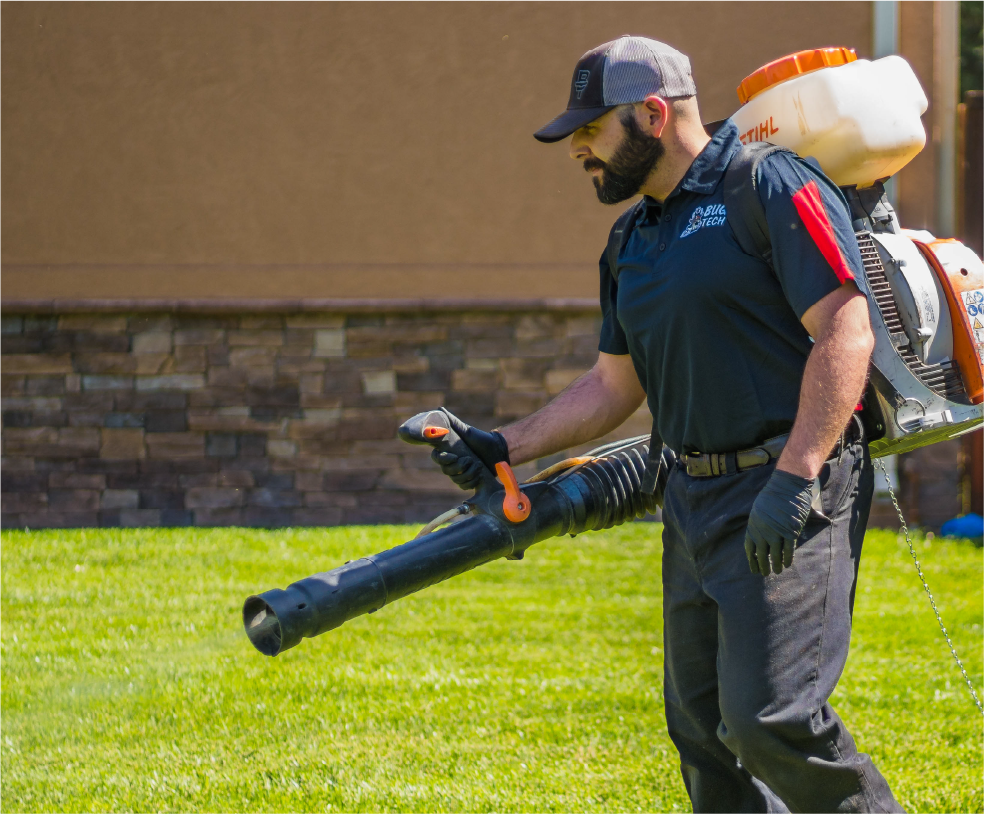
[686,454,714,478]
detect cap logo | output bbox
[574,70,591,99]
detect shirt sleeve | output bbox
[755,151,864,319]
[598,245,630,355]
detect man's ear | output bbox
[640,96,669,139]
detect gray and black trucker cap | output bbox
[534,36,697,143]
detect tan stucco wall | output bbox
[896,1,940,233]
[3,1,879,302]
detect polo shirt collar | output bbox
[643,118,742,211]
[680,118,742,194]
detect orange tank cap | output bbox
[737,47,858,105]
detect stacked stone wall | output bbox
[2,309,651,528]
[1,309,948,531]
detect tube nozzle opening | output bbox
[243,596,283,656]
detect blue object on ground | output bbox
[940,513,984,539]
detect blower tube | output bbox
[243,441,671,656]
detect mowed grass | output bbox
[1,524,981,813]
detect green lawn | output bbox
[1,524,981,813]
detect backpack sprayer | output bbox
[243,47,982,711]
[730,48,983,457]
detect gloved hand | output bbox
[744,468,814,576]
[431,411,510,491]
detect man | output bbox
[429,37,902,812]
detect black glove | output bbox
[432,411,510,491]
[744,469,814,576]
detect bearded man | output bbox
[429,37,903,813]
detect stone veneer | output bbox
[3,307,934,532]
[1,308,652,529]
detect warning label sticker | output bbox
[961,288,984,365]
[964,288,984,312]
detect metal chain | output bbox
[875,458,983,716]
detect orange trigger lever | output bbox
[422,426,449,440]
[494,462,531,523]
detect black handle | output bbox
[397,409,501,496]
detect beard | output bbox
[584,109,666,205]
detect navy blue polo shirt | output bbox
[599,120,863,455]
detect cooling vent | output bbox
[856,231,967,401]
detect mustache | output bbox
[583,157,606,173]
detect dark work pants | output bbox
[661,436,903,813]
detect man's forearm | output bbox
[779,289,874,479]
[499,356,646,465]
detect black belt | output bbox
[682,434,789,478]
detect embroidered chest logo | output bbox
[574,70,591,99]
[680,203,727,238]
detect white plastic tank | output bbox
[729,48,928,188]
